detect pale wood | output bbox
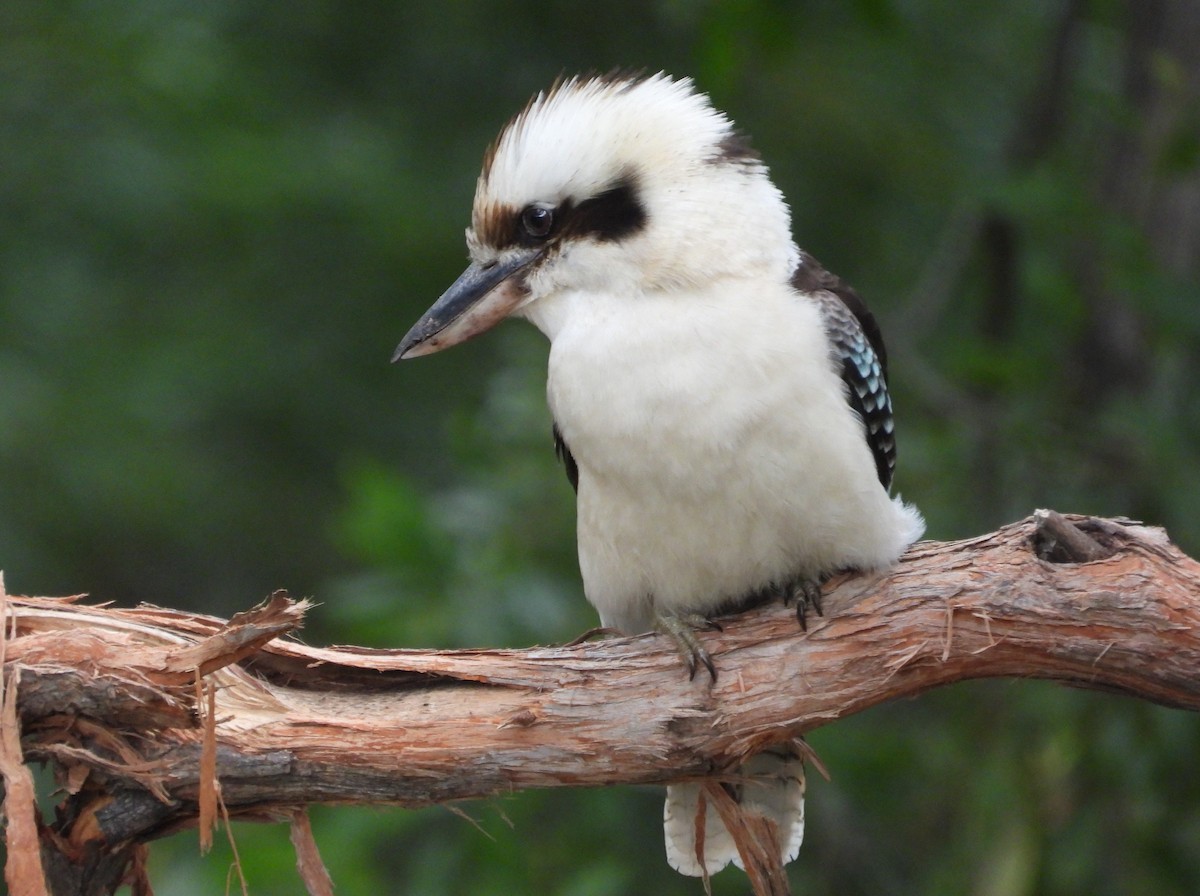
[3,513,1200,895]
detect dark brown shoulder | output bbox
[790,250,887,373]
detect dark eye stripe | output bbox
[562,175,646,243]
[474,172,647,250]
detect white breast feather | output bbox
[529,279,923,633]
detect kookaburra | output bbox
[394,72,924,880]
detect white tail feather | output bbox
[663,749,806,877]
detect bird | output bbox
[393,71,924,881]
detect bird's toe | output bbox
[786,576,825,631]
[655,610,720,682]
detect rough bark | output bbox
[3,513,1200,895]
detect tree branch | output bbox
[3,513,1200,894]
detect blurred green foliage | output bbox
[3,0,1200,894]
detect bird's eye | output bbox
[520,205,554,240]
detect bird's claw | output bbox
[655,610,720,682]
[784,576,824,631]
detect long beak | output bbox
[392,249,542,361]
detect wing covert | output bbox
[791,251,896,490]
[552,422,579,493]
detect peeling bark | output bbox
[2,514,1199,895]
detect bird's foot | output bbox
[783,576,825,631]
[655,610,722,682]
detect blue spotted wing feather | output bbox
[792,251,897,490]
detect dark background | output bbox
[3,1,1200,893]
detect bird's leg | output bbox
[783,575,825,631]
[655,609,722,682]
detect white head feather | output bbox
[469,72,799,312]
